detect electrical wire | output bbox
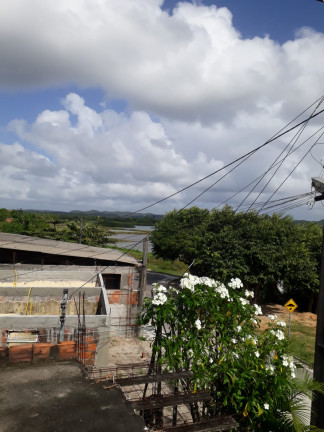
[256,130,324,214]
[217,124,324,211]
[120,101,324,218]
[242,97,324,213]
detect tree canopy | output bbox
[150,206,322,311]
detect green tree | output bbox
[0,208,11,222]
[150,207,209,264]
[151,207,321,310]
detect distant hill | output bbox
[24,209,163,220]
[294,219,323,227]
[69,210,163,219]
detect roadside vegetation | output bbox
[288,320,316,366]
[150,206,322,313]
[108,246,187,276]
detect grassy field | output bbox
[107,245,188,277]
[287,320,316,366]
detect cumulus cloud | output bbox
[1,92,322,219]
[0,0,324,124]
[2,93,225,210]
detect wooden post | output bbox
[138,237,148,312]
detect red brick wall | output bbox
[0,330,99,366]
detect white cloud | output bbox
[1,92,322,219]
[0,1,324,124]
[2,93,224,211]
[1,1,324,218]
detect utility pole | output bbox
[138,237,148,312]
[311,177,324,428]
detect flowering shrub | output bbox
[138,274,311,431]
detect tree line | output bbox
[150,206,322,312]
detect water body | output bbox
[108,225,154,253]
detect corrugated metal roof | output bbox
[0,233,138,265]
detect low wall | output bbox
[0,340,97,366]
[0,329,101,367]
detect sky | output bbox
[1,0,324,220]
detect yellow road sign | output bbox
[284,298,298,313]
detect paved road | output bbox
[147,272,179,292]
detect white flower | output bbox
[291,372,296,378]
[266,364,275,375]
[268,314,275,320]
[245,289,254,298]
[251,318,258,325]
[152,284,167,294]
[215,284,230,299]
[231,338,237,344]
[152,292,167,306]
[264,403,269,410]
[289,361,296,370]
[200,276,217,287]
[237,325,242,332]
[228,277,243,289]
[277,321,286,327]
[254,304,262,315]
[275,330,285,341]
[195,319,202,330]
[283,360,289,367]
[209,358,214,364]
[255,351,260,358]
[180,274,202,292]
[239,297,249,306]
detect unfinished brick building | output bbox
[0,233,143,367]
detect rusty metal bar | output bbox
[126,391,212,410]
[101,371,193,386]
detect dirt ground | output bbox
[260,304,317,331]
[107,336,153,366]
[0,362,146,432]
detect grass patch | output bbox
[286,319,315,366]
[147,255,187,276]
[105,245,187,276]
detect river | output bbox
[108,225,154,253]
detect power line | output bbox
[121,102,324,218]
[217,124,324,211]
[257,130,324,214]
[242,97,324,213]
